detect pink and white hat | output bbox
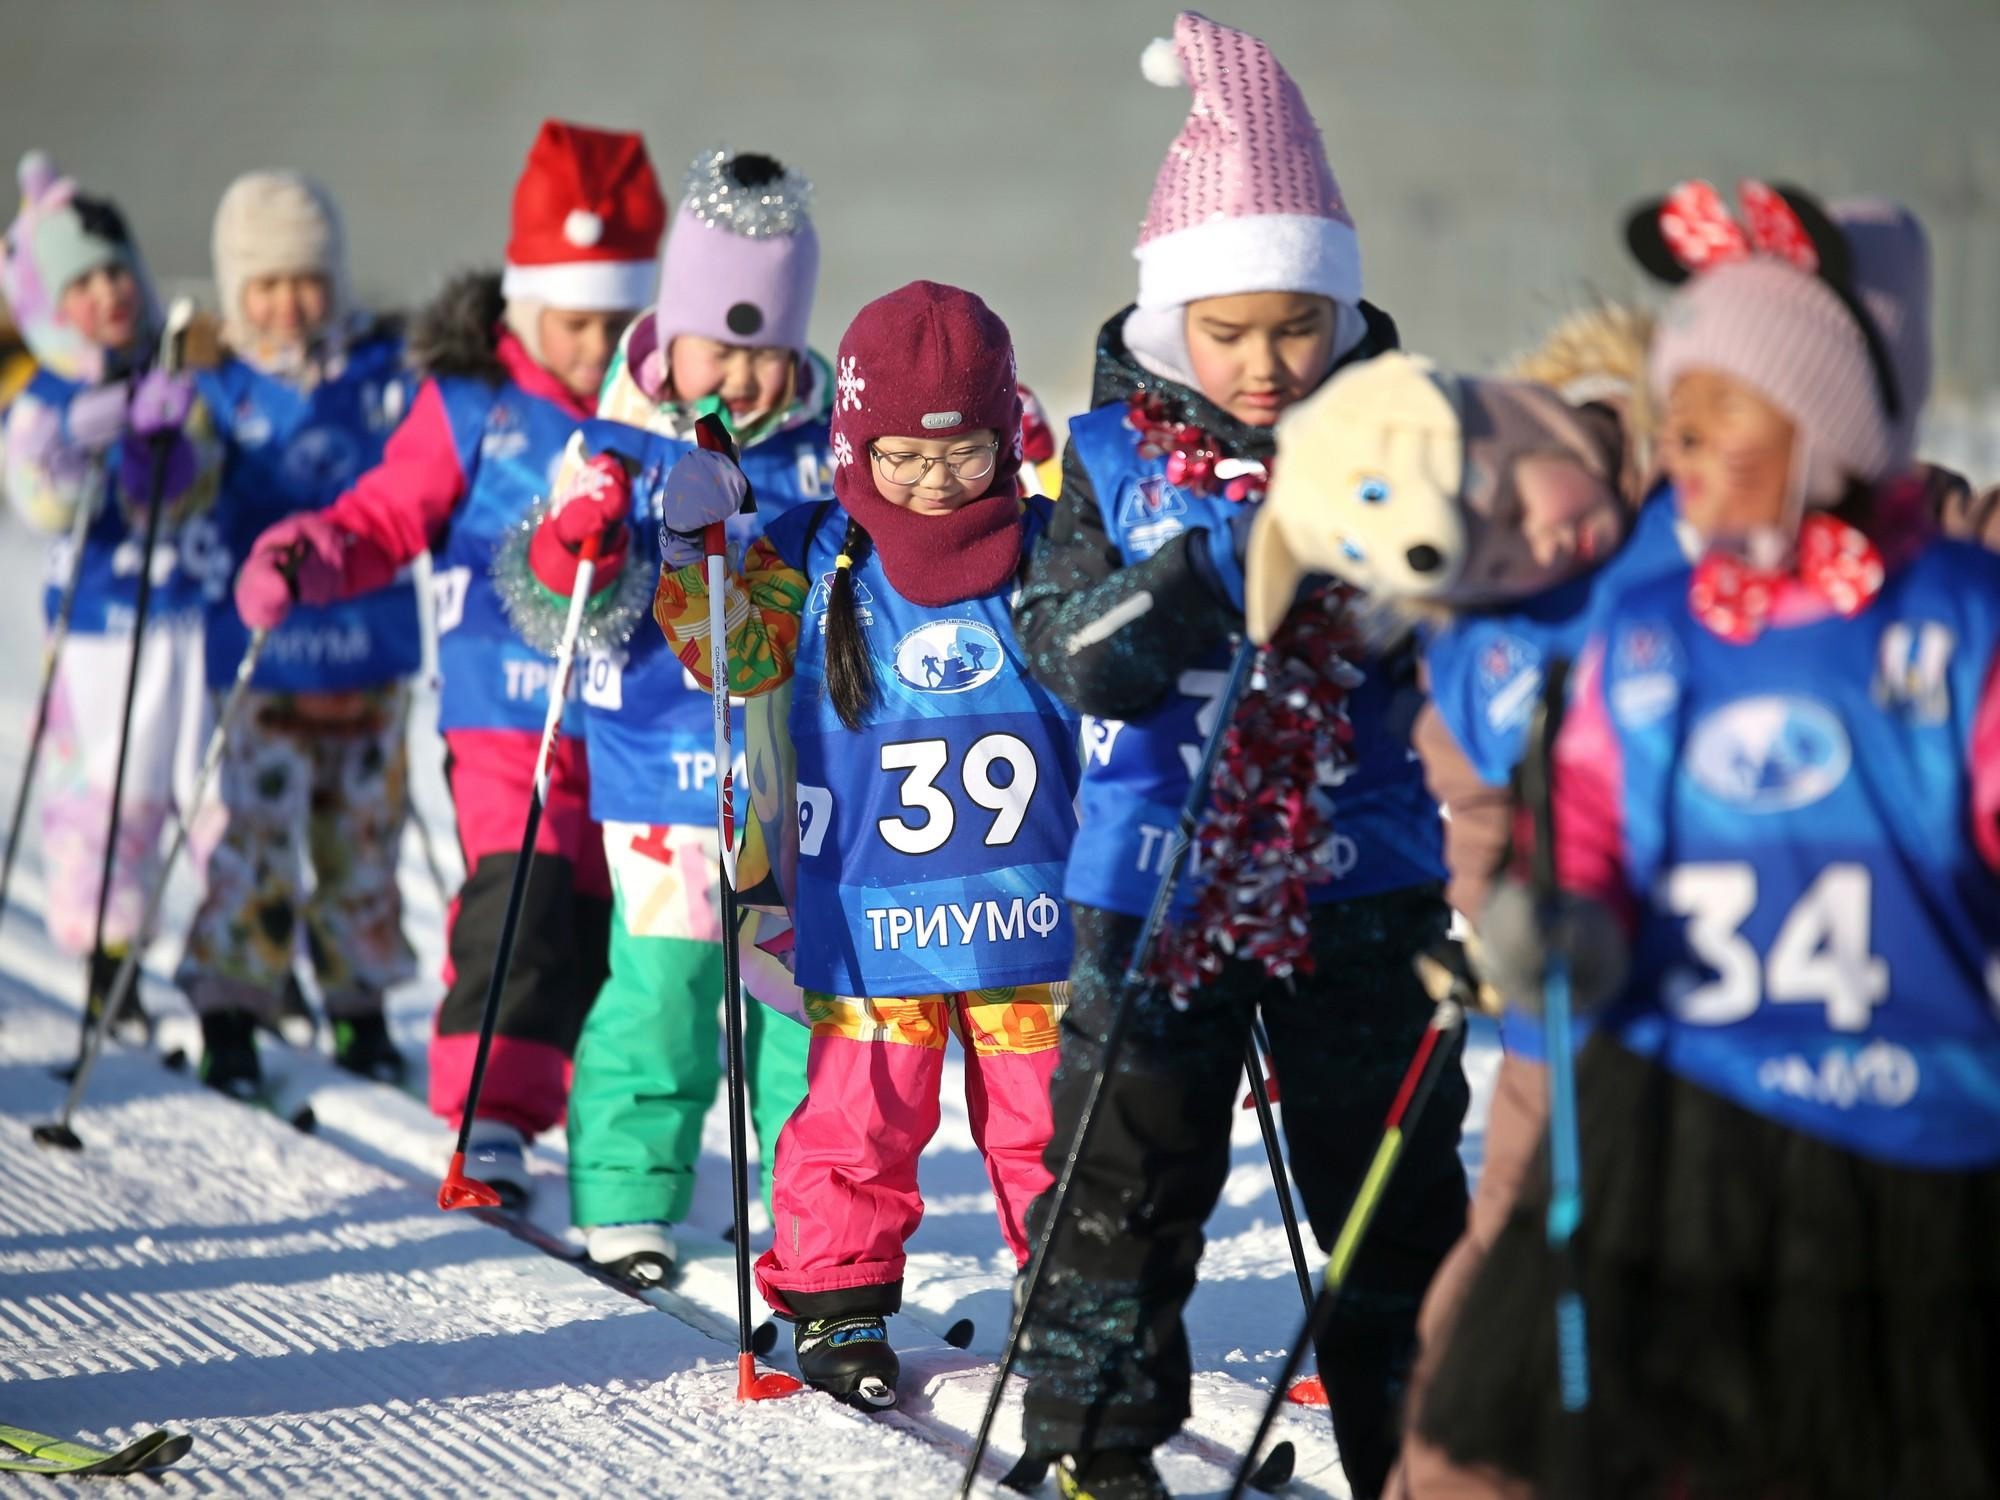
[1132,11,1360,313]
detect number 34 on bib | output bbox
[1662,863,1888,1032]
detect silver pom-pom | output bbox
[680,149,812,239]
[491,496,660,659]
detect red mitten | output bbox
[528,452,633,597]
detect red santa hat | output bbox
[501,120,667,311]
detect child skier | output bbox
[507,148,828,1283]
[176,169,421,1096]
[1009,16,1469,1498]
[1,150,212,1035]
[651,280,1080,1408]
[233,120,666,1201]
[1398,182,2000,1500]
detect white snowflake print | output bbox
[837,356,867,412]
[832,431,855,468]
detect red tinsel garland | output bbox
[1154,588,1363,999]
[1121,392,1365,999]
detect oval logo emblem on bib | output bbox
[1686,695,1850,812]
[892,620,1005,694]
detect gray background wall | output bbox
[6,0,1997,426]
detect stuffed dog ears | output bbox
[1245,352,1466,643]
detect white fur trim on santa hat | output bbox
[501,257,655,312]
[1135,212,1362,312]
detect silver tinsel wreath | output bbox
[491,496,659,659]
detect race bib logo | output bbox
[480,402,528,463]
[1118,476,1188,559]
[892,620,1004,694]
[807,571,874,629]
[1477,632,1541,733]
[1872,620,1954,724]
[283,425,363,495]
[233,398,273,449]
[1686,695,1850,812]
[1609,621,1681,728]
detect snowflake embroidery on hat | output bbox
[831,432,854,469]
[837,356,867,413]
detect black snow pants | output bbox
[1019,887,1470,1499]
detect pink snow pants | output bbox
[755,984,1066,1316]
[428,728,612,1136]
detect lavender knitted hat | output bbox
[652,150,818,375]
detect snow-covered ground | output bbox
[0,517,1502,1497]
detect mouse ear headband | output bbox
[1624,178,1900,420]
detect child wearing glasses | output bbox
[649,281,1080,1409]
[504,149,829,1287]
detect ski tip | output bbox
[1249,1439,1297,1492]
[752,1320,778,1357]
[289,1106,318,1134]
[30,1121,83,1152]
[999,1453,1052,1492]
[140,1432,194,1471]
[161,1047,189,1073]
[943,1316,975,1349]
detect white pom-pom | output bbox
[1140,36,1185,88]
[563,208,604,248]
[17,148,57,199]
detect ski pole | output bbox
[78,298,196,1050]
[1224,996,1466,1500]
[1523,659,1591,1496]
[691,414,803,1403]
[962,636,1260,1499]
[34,621,275,1150]
[0,479,100,935]
[435,524,603,1211]
[1242,1021,1328,1407]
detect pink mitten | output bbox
[235,512,351,631]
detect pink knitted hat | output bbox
[1637,183,1925,503]
[1132,11,1360,312]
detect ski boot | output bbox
[465,1121,532,1210]
[585,1223,677,1288]
[1055,1450,1170,1500]
[198,1010,263,1101]
[795,1314,899,1409]
[332,1013,406,1085]
[85,946,152,1047]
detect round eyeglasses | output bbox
[868,441,999,487]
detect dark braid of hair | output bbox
[823,515,878,730]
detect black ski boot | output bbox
[795,1315,899,1408]
[1055,1450,1170,1500]
[85,946,151,1047]
[198,1010,263,1101]
[332,1012,406,1085]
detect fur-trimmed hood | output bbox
[407,270,506,383]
